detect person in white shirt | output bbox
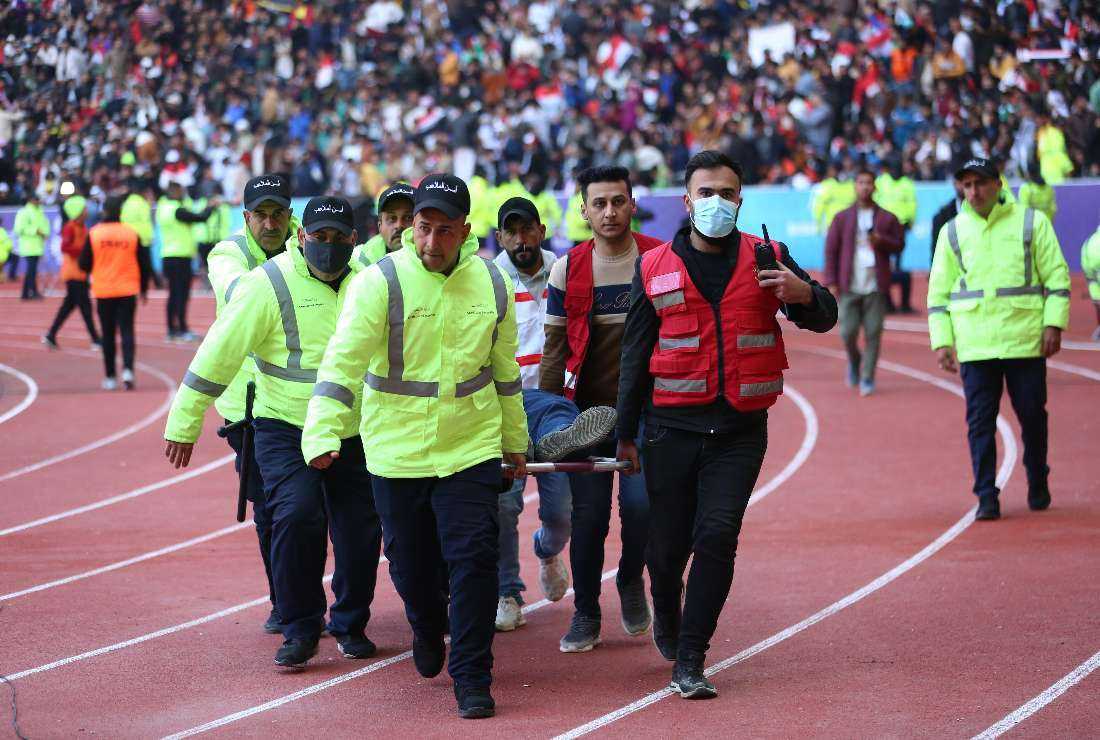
[824,170,905,396]
[491,197,617,632]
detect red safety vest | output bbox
[641,233,789,411]
[562,232,664,400]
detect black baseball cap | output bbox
[244,173,292,211]
[497,197,541,229]
[954,158,999,180]
[377,183,415,212]
[302,196,354,236]
[414,173,470,219]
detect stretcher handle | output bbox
[503,457,634,474]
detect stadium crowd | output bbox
[1,0,1099,207]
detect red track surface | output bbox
[1,275,1097,738]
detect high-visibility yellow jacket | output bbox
[468,175,494,239]
[13,203,49,257]
[1082,227,1100,301]
[206,217,301,422]
[812,178,857,234]
[1018,182,1056,222]
[928,199,1070,362]
[302,229,528,477]
[195,201,232,245]
[164,241,358,443]
[564,191,593,243]
[874,174,917,227]
[0,226,12,265]
[157,197,198,259]
[350,233,389,273]
[121,193,154,247]
[530,191,563,239]
[1037,125,1073,185]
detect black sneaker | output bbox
[670,655,717,699]
[559,612,601,653]
[975,493,1001,521]
[617,577,652,636]
[652,609,680,662]
[454,685,495,719]
[535,406,617,462]
[336,633,377,659]
[262,608,283,634]
[41,335,59,350]
[274,638,318,668]
[413,633,446,678]
[1028,485,1051,511]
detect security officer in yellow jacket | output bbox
[302,174,527,719]
[157,181,216,341]
[205,174,300,634]
[564,188,593,245]
[1082,223,1100,340]
[164,196,382,669]
[875,160,918,313]
[13,193,50,300]
[928,158,1070,521]
[350,182,414,272]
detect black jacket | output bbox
[930,199,960,265]
[616,227,837,440]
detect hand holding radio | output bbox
[756,224,813,306]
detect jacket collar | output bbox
[243,214,301,262]
[961,197,1013,226]
[399,227,480,277]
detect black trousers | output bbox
[253,418,382,642]
[47,280,99,342]
[371,459,500,689]
[96,296,136,378]
[642,420,767,659]
[162,256,193,335]
[224,422,276,611]
[21,255,39,299]
[960,357,1049,497]
[5,252,17,280]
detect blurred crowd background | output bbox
[1,0,1099,210]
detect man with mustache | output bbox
[201,174,300,635]
[540,166,664,653]
[491,196,617,632]
[350,182,415,271]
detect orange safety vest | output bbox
[641,233,788,411]
[60,221,89,282]
[561,232,664,400]
[89,222,140,299]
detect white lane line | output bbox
[0,453,235,537]
[972,649,1100,739]
[1048,359,1100,382]
[749,385,817,507]
[551,350,1019,739]
[0,362,38,425]
[884,318,1100,353]
[0,522,252,602]
[155,386,818,738]
[2,487,537,682]
[0,342,176,484]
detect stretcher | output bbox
[503,457,634,474]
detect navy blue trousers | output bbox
[371,459,501,689]
[253,418,381,642]
[224,421,276,611]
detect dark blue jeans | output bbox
[224,421,276,612]
[960,357,1049,497]
[253,418,381,642]
[371,459,501,689]
[568,437,649,619]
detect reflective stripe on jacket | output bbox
[302,229,527,478]
[927,200,1070,362]
[642,236,788,411]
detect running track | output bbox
[0,275,1097,738]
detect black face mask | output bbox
[303,238,354,275]
[507,243,540,270]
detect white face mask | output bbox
[690,195,740,239]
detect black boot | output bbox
[455,685,495,719]
[1027,485,1051,511]
[652,609,680,662]
[413,633,446,678]
[975,493,1001,521]
[274,638,318,668]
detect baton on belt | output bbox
[502,457,634,474]
[216,381,256,523]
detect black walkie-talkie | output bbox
[755,224,779,274]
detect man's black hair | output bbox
[855,168,877,180]
[577,165,632,203]
[102,195,124,222]
[684,150,744,189]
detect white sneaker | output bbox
[539,555,570,602]
[101,377,118,391]
[494,596,526,632]
[122,368,135,390]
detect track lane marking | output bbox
[0,362,38,425]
